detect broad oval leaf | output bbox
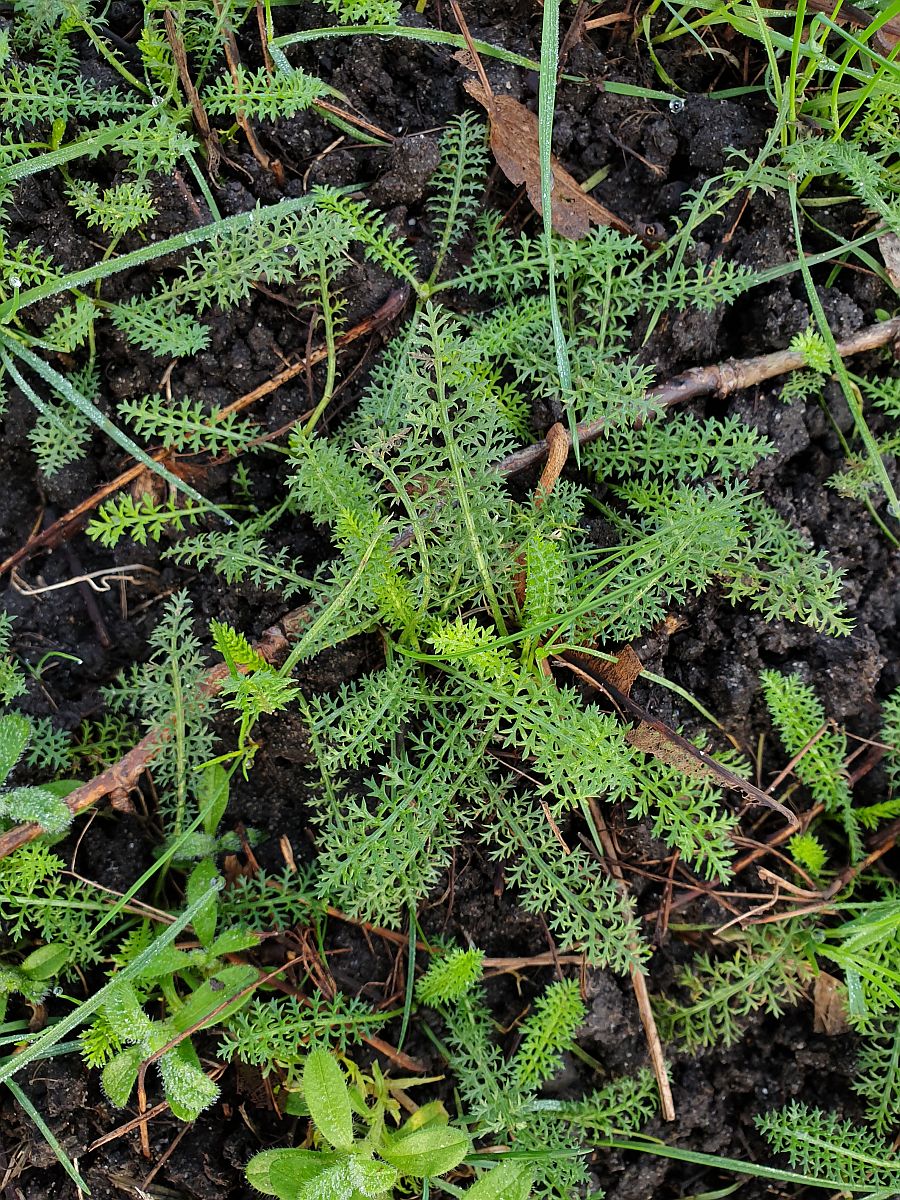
[347,1155,398,1197]
[101,1047,142,1108]
[296,1159,354,1200]
[302,1049,354,1151]
[379,1124,471,1178]
[245,1148,340,1199]
[21,942,71,979]
[465,1160,535,1200]
[186,858,219,948]
[160,1042,219,1121]
[169,965,257,1034]
[196,761,230,837]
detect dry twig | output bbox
[588,799,676,1122]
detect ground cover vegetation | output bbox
[0,0,898,1193]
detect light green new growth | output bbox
[761,670,860,857]
[417,950,657,1197]
[789,830,828,876]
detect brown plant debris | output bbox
[464,79,632,239]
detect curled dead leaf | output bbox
[813,971,850,1035]
[878,231,900,291]
[627,721,722,786]
[464,79,633,239]
[595,645,644,698]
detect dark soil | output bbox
[1,1,899,1197]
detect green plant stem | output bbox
[788,185,900,519]
[78,20,151,94]
[303,254,340,434]
[537,0,573,455]
[184,148,222,221]
[593,1137,900,1195]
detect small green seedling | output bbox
[96,862,259,1120]
[246,1048,473,1199]
[0,714,76,834]
[100,963,256,1121]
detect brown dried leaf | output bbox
[452,47,479,72]
[803,0,898,50]
[627,722,720,786]
[464,79,632,239]
[596,645,644,697]
[878,231,900,291]
[813,971,850,1035]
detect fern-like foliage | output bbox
[855,1020,900,1136]
[87,493,217,548]
[28,382,93,476]
[103,591,214,837]
[549,1069,659,1139]
[724,500,849,635]
[217,866,325,931]
[0,48,136,128]
[0,842,103,968]
[881,685,900,793]
[789,830,828,876]
[313,187,420,287]
[202,65,323,121]
[585,412,774,486]
[38,297,96,353]
[211,621,300,751]
[310,0,401,25]
[756,1100,900,1191]
[761,670,860,857]
[0,613,26,705]
[455,217,753,416]
[425,111,489,283]
[109,294,210,358]
[108,205,347,358]
[629,748,738,883]
[67,179,156,237]
[654,923,813,1051]
[817,900,900,1027]
[305,659,417,774]
[311,712,481,926]
[164,525,313,598]
[69,714,135,772]
[118,393,258,457]
[481,791,645,975]
[21,715,70,772]
[415,947,484,1006]
[512,978,585,1092]
[220,992,385,1083]
[417,951,657,1199]
[285,287,849,968]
